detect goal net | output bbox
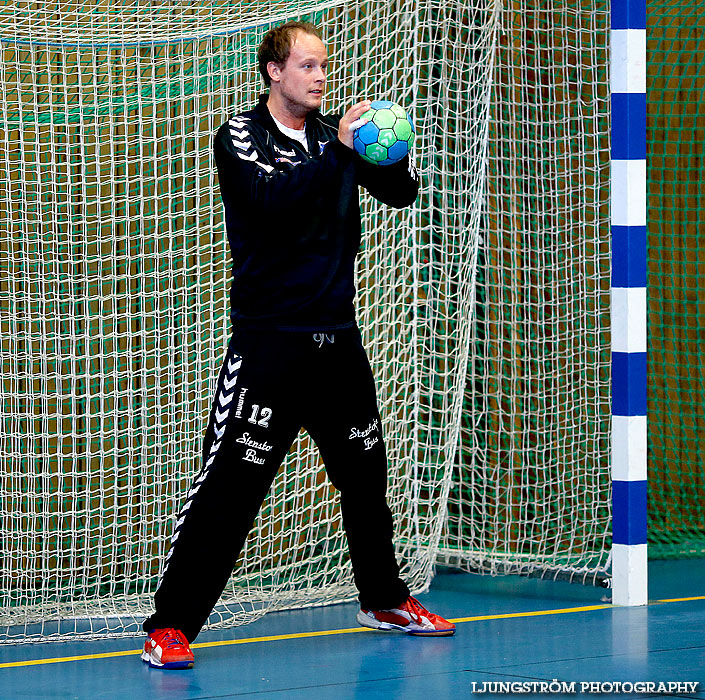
[437,1,613,583]
[646,0,705,559]
[0,0,497,641]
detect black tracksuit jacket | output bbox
[213,94,419,330]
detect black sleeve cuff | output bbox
[330,137,356,163]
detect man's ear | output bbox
[267,62,282,84]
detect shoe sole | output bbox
[356,610,455,636]
[141,650,194,670]
[405,628,455,636]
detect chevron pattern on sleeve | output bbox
[228,117,274,174]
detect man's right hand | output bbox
[338,100,372,149]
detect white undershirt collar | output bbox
[270,114,308,151]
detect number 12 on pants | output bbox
[248,404,272,428]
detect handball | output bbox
[352,100,415,166]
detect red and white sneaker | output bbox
[356,596,456,636]
[141,628,195,669]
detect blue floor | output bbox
[1,560,704,699]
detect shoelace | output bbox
[404,597,428,624]
[157,628,187,649]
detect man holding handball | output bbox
[141,20,454,670]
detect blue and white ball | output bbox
[352,100,415,166]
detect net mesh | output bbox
[438,1,613,582]
[0,0,498,641]
[646,0,705,559]
[7,0,694,644]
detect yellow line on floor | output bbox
[0,627,375,669]
[0,648,142,668]
[0,603,610,669]
[657,595,705,603]
[191,625,371,650]
[450,603,613,623]
[2,597,701,670]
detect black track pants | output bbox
[144,325,409,642]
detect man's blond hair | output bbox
[257,21,322,88]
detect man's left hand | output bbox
[338,100,372,149]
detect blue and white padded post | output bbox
[610,0,648,606]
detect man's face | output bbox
[269,31,328,114]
